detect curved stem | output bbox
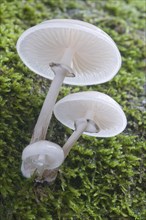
[63,119,88,158]
[37,118,99,183]
[37,119,88,183]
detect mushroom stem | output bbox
[30,68,66,143]
[63,118,88,158]
[40,118,99,183]
[39,119,87,183]
[30,49,74,144]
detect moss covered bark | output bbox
[0,0,145,219]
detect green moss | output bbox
[0,0,145,219]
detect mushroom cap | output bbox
[21,140,64,178]
[17,19,121,85]
[54,91,127,137]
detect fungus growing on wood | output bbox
[17,19,123,182]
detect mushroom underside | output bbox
[21,141,64,178]
[17,20,121,85]
[54,92,127,137]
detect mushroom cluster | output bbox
[17,19,127,183]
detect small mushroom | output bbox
[54,91,127,158]
[21,140,64,180]
[17,19,121,142]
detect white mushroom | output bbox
[21,140,64,181]
[17,19,121,143]
[17,19,121,85]
[54,91,127,158]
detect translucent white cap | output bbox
[54,91,127,137]
[21,140,64,178]
[17,19,121,85]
